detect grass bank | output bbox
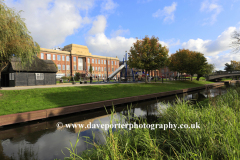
[0,80,213,116]
[64,86,239,160]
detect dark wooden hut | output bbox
[1,57,58,87]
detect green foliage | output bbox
[168,49,207,81]
[224,63,234,72]
[0,1,40,72]
[89,64,93,74]
[74,72,81,81]
[128,35,169,83]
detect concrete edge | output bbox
[0,82,224,126]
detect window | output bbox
[98,60,100,64]
[112,68,114,71]
[102,67,103,71]
[88,66,90,71]
[74,65,76,70]
[102,74,103,78]
[92,67,94,71]
[67,73,70,76]
[98,67,100,71]
[41,53,44,59]
[108,67,110,71]
[88,58,90,63]
[95,59,97,64]
[53,55,56,60]
[108,61,110,64]
[57,55,61,61]
[101,60,103,64]
[112,61,113,65]
[78,58,83,70]
[115,61,116,65]
[9,73,14,80]
[47,54,51,60]
[95,67,97,71]
[104,60,106,64]
[104,67,106,71]
[99,74,101,78]
[73,57,76,62]
[62,65,65,70]
[67,65,70,70]
[66,56,69,61]
[62,55,65,61]
[92,59,94,63]
[36,73,44,80]
[58,64,61,70]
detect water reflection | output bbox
[0,85,230,160]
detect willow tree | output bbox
[128,36,169,83]
[0,1,40,88]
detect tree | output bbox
[168,49,207,81]
[186,51,207,81]
[196,63,215,81]
[89,64,93,74]
[167,49,188,76]
[230,60,240,71]
[231,30,240,53]
[224,63,234,72]
[128,35,169,83]
[0,1,40,88]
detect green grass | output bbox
[0,81,214,116]
[63,86,240,160]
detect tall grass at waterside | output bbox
[63,87,240,160]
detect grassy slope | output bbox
[0,81,213,116]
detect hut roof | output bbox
[2,57,58,73]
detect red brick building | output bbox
[38,44,120,79]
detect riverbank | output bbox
[0,81,213,116]
[69,85,240,160]
[0,81,220,126]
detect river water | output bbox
[0,84,232,160]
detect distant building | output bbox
[1,57,57,87]
[39,44,120,79]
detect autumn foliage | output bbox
[128,35,169,83]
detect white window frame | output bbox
[58,64,61,70]
[95,67,97,71]
[98,67,100,71]
[104,60,106,64]
[74,65,76,70]
[92,66,94,71]
[41,53,44,59]
[67,65,70,70]
[47,54,51,60]
[66,56,69,61]
[102,67,103,71]
[112,61,113,65]
[95,59,97,64]
[73,57,76,62]
[78,58,83,70]
[101,60,103,64]
[92,59,94,64]
[53,55,56,60]
[35,73,44,80]
[62,55,65,61]
[9,73,14,80]
[62,65,65,70]
[98,59,100,64]
[57,55,61,61]
[88,58,90,63]
[115,61,116,65]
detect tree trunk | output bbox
[145,70,148,83]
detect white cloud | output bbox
[101,0,118,12]
[200,0,222,25]
[111,29,130,37]
[4,0,94,48]
[88,15,107,35]
[137,0,152,3]
[86,33,137,59]
[182,26,240,70]
[182,27,237,56]
[207,53,240,70]
[152,2,177,23]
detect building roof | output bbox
[40,44,119,60]
[2,57,58,73]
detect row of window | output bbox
[87,58,118,65]
[41,53,119,66]
[88,66,116,72]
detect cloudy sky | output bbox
[4,0,240,70]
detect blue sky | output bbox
[4,0,240,70]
